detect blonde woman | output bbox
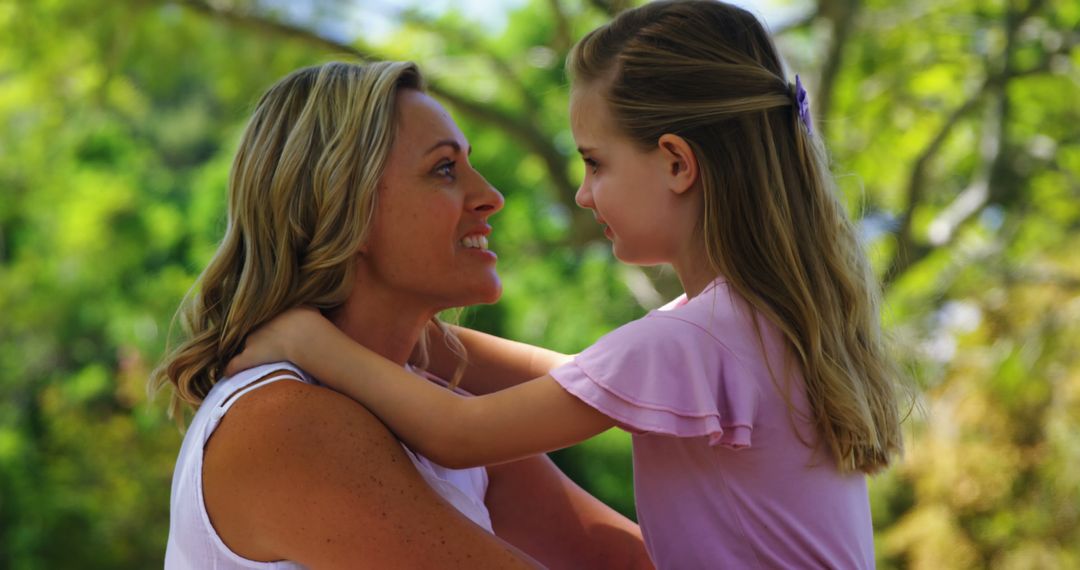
[153,61,649,569]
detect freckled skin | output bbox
[207,379,528,568]
[361,90,504,312]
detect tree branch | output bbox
[546,0,573,53]
[397,8,543,114]
[924,94,1004,247]
[883,84,987,285]
[815,0,860,140]
[174,0,378,59]
[883,0,1048,287]
[172,0,592,241]
[586,0,633,18]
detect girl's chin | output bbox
[611,246,664,267]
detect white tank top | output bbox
[164,362,493,569]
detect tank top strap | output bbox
[202,362,310,445]
[166,361,312,570]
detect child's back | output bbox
[552,278,874,568]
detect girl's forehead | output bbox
[569,84,601,112]
[569,87,614,137]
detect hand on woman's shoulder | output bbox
[203,377,538,569]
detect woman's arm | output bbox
[426,323,572,395]
[485,455,654,570]
[203,377,542,569]
[228,309,614,469]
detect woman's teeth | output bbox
[461,235,489,250]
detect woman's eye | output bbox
[435,160,457,179]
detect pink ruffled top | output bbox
[550,278,875,569]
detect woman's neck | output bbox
[329,289,435,366]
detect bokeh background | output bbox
[1,0,1078,567]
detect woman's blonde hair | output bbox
[151,61,464,421]
[570,0,908,473]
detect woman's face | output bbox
[360,89,504,311]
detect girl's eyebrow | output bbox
[577,146,595,155]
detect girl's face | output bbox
[570,85,688,266]
[361,89,504,311]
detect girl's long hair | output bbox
[570,0,909,473]
[150,61,464,422]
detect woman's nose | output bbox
[468,171,504,216]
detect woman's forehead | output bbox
[396,90,466,151]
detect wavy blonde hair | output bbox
[570,0,909,473]
[151,61,464,421]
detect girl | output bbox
[230,1,906,567]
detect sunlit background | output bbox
[1,0,1078,567]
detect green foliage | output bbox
[0,0,1077,567]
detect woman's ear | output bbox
[657,133,699,195]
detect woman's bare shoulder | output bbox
[202,376,536,569]
[202,378,407,560]
[215,375,402,455]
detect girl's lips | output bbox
[594,216,611,238]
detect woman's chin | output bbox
[461,278,502,307]
[474,280,503,305]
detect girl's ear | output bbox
[657,133,699,195]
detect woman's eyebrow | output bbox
[424,139,471,156]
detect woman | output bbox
[152,61,650,569]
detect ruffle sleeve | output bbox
[550,315,758,448]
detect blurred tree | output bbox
[0,0,329,565]
[0,0,1076,567]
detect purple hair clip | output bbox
[795,74,813,137]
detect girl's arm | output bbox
[229,308,614,470]
[426,323,573,395]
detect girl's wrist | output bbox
[285,311,324,367]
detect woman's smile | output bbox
[459,225,497,260]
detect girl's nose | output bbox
[575,182,593,209]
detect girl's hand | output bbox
[224,306,331,377]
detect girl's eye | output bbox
[435,160,457,179]
[583,157,598,174]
